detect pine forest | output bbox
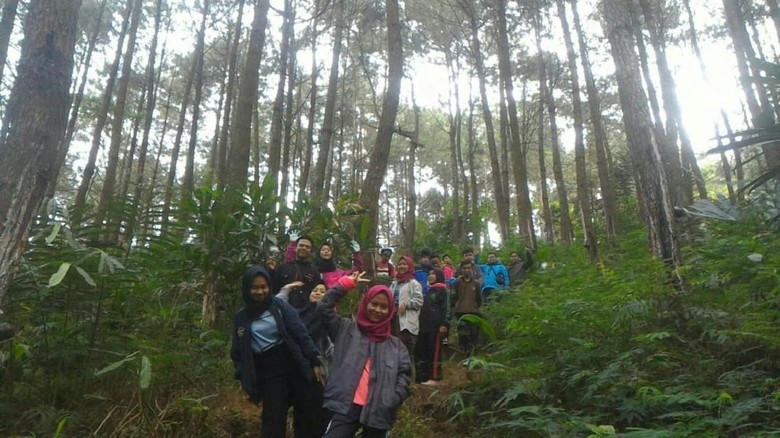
[0,0,779,436]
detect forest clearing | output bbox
[1,0,779,436]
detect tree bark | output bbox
[160,51,197,236]
[0,0,82,307]
[462,0,509,242]
[496,0,534,244]
[571,0,619,247]
[766,0,780,44]
[299,22,319,200]
[280,28,297,202]
[182,0,209,199]
[311,0,344,204]
[639,0,706,203]
[74,0,133,219]
[124,0,163,244]
[601,0,680,271]
[0,0,19,85]
[358,0,403,244]
[226,0,271,188]
[94,0,144,236]
[48,0,108,198]
[216,0,245,187]
[722,0,780,173]
[268,0,294,192]
[557,0,596,262]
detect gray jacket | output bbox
[317,286,412,430]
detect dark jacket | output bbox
[231,267,321,403]
[508,249,533,287]
[273,259,320,309]
[316,286,412,430]
[419,284,450,333]
[452,277,482,315]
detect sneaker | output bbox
[421,380,439,386]
[442,337,449,346]
[460,358,471,367]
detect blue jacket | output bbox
[316,286,412,429]
[480,262,510,291]
[230,267,321,403]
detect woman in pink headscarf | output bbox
[317,272,412,437]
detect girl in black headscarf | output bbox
[230,266,326,437]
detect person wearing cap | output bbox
[317,272,412,437]
[375,247,396,279]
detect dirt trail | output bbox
[209,346,475,437]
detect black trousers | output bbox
[414,330,443,383]
[323,403,388,438]
[254,345,321,438]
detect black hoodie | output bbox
[230,266,322,403]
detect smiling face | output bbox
[427,269,437,285]
[487,253,497,264]
[396,259,409,273]
[366,293,390,322]
[309,284,326,303]
[250,275,271,303]
[510,252,520,263]
[319,244,332,260]
[296,238,313,261]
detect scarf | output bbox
[355,285,394,342]
[315,243,337,273]
[395,256,416,283]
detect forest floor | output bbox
[207,344,474,437]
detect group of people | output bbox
[230,233,533,437]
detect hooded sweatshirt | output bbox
[230,266,322,403]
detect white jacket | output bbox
[392,279,424,335]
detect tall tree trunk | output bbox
[537,90,554,243]
[183,0,209,199]
[467,95,480,249]
[268,0,294,192]
[311,0,344,204]
[0,0,81,307]
[226,0,271,188]
[546,85,574,245]
[572,0,619,247]
[94,0,143,237]
[601,0,680,271]
[683,0,737,200]
[722,0,780,174]
[639,0,705,203]
[358,0,403,244]
[216,0,245,187]
[160,53,197,236]
[557,0,596,262]
[125,0,163,244]
[118,87,147,203]
[496,0,534,244]
[446,50,462,239]
[534,13,570,244]
[280,41,297,202]
[402,99,420,254]
[0,0,19,85]
[73,0,133,219]
[766,0,780,43]
[49,0,108,198]
[299,24,319,199]
[462,0,509,242]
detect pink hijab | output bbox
[395,256,415,283]
[356,285,394,342]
